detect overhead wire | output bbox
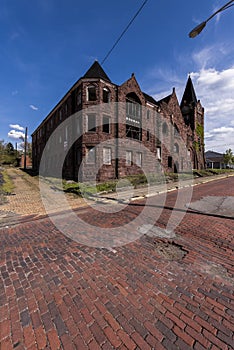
[101,0,149,65]
[100,1,233,155]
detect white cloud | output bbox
[29,104,38,111]
[9,124,25,131]
[192,44,231,70]
[11,90,19,96]
[212,126,234,134]
[190,67,234,152]
[192,47,215,69]
[8,130,25,140]
[144,43,234,153]
[145,61,234,153]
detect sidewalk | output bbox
[0,168,88,227]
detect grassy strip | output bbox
[193,169,234,177]
[40,168,234,197]
[0,170,15,194]
[61,172,190,196]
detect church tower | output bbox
[180,76,205,169]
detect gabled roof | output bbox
[205,151,224,158]
[143,92,157,105]
[180,76,197,107]
[157,94,172,105]
[82,61,111,82]
[205,151,224,163]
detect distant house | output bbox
[205,151,225,169]
[32,61,205,182]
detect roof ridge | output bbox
[82,61,111,82]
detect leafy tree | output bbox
[0,140,4,163]
[0,141,19,166]
[223,149,234,167]
[6,142,14,154]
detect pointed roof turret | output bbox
[83,60,111,82]
[180,76,197,108]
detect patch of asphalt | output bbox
[188,196,234,218]
[138,224,176,239]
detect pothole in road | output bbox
[153,240,188,261]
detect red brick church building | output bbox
[32,61,205,182]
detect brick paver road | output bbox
[0,176,234,349]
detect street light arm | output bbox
[189,0,234,38]
[206,0,234,22]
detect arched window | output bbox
[87,85,97,101]
[174,143,179,153]
[126,92,142,141]
[103,87,110,103]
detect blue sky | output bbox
[0,0,234,152]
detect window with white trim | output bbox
[126,93,142,141]
[103,115,110,133]
[86,146,96,164]
[87,114,96,132]
[136,152,142,167]
[87,85,97,101]
[174,143,179,153]
[103,87,110,103]
[126,151,132,165]
[103,147,112,165]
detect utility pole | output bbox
[24,127,28,170]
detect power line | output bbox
[101,0,149,65]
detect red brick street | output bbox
[0,176,234,349]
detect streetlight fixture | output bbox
[189,0,234,38]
